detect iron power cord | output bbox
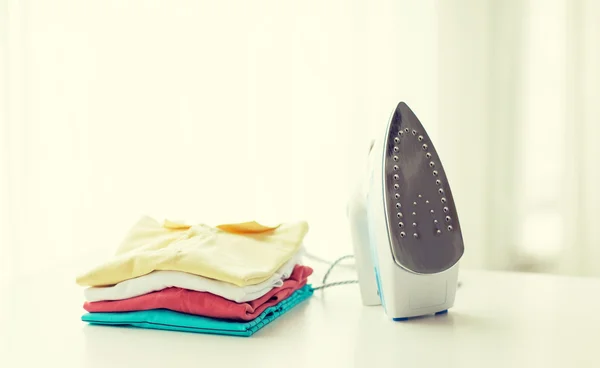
[311,254,359,291]
[304,252,355,269]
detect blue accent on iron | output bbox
[393,310,449,321]
[374,267,384,305]
[366,182,386,311]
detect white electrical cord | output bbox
[304,252,356,269]
[310,254,358,291]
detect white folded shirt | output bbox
[84,251,303,303]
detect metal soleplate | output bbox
[383,102,464,274]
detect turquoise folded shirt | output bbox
[82,285,313,337]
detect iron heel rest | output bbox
[349,102,465,320]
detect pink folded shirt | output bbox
[83,265,313,321]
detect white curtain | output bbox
[1,0,598,284]
[437,0,600,276]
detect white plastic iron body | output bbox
[348,102,464,320]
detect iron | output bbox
[348,102,464,320]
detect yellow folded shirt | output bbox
[76,216,309,287]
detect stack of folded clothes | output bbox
[76,216,313,337]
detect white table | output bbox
[1,266,599,368]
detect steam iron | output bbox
[348,102,464,320]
